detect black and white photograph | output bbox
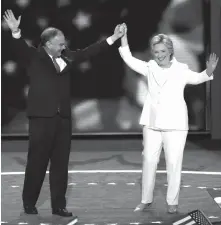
[1,0,221,224]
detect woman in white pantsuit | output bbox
[118,24,219,213]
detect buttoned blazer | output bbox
[119,45,213,130]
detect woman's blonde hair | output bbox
[150,34,174,60]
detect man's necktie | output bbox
[52,57,60,73]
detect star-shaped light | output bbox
[72,11,92,30]
[3,61,17,75]
[79,61,91,73]
[16,0,30,8]
[23,85,30,98]
[57,0,71,8]
[36,17,49,29]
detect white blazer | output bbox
[119,45,213,130]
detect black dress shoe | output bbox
[52,208,73,217]
[24,205,38,214]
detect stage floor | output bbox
[1,139,221,224]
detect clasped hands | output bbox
[111,23,127,42]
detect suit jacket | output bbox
[11,37,111,118]
[119,45,213,130]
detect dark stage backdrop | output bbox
[1,0,211,135]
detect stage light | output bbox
[36,17,49,29]
[3,61,17,75]
[78,61,91,73]
[57,0,71,8]
[16,0,30,9]
[72,11,92,30]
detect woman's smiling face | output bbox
[152,43,171,67]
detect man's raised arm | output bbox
[63,24,125,62]
[3,9,35,65]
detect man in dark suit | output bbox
[3,9,124,218]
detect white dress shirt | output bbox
[49,55,67,72]
[119,45,213,131]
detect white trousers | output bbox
[141,127,188,205]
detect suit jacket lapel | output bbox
[149,61,167,87]
[149,60,173,88]
[38,47,70,74]
[38,47,58,73]
[151,71,166,87]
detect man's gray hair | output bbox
[40,27,63,46]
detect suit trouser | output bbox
[141,127,188,205]
[22,114,72,209]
